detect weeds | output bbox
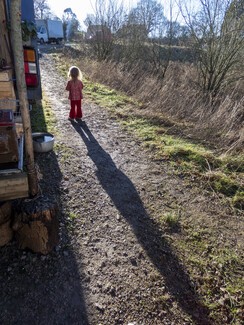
[66,211,78,232]
[54,143,73,164]
[205,172,240,196]
[122,117,243,207]
[177,227,243,323]
[68,211,78,221]
[232,191,244,209]
[30,95,57,133]
[160,211,180,228]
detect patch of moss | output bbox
[206,172,240,197]
[232,191,244,209]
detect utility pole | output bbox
[10,0,38,197]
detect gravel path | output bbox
[0,51,239,325]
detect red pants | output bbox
[69,100,82,119]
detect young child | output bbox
[66,66,84,121]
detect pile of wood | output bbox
[0,201,13,246]
[0,70,15,102]
[0,198,59,254]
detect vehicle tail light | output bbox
[24,49,36,62]
[23,47,39,87]
[25,74,38,87]
[25,62,37,74]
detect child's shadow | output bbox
[72,120,211,324]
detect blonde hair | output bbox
[68,66,83,80]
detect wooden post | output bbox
[10,0,38,197]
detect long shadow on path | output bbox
[0,152,89,324]
[72,121,211,324]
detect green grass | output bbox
[205,171,240,196]
[123,118,219,167]
[232,191,244,209]
[221,155,244,173]
[66,211,78,232]
[85,82,136,111]
[68,211,78,221]
[176,227,244,323]
[30,96,57,133]
[159,211,180,228]
[123,118,243,207]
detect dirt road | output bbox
[0,51,241,325]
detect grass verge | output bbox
[30,95,57,134]
[51,52,243,208]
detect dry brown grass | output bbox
[63,45,244,154]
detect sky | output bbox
[47,0,136,29]
[47,0,188,30]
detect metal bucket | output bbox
[32,132,54,153]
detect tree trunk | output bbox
[10,0,38,197]
[12,199,59,254]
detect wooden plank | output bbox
[0,98,17,111]
[0,173,29,201]
[0,91,14,98]
[0,81,15,100]
[0,71,12,82]
[0,81,14,92]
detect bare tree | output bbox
[85,0,125,60]
[147,0,180,79]
[84,14,96,27]
[128,0,165,35]
[113,0,166,68]
[34,0,51,19]
[10,0,38,196]
[63,8,80,41]
[178,0,244,96]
